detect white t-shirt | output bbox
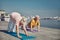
[10,12,22,25]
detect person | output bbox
[27,15,40,31]
[7,12,28,38]
[19,16,27,30]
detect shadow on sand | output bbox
[0,30,36,40]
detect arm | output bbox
[31,23,33,31]
[30,20,34,31]
[16,21,22,38]
[23,23,28,36]
[37,21,40,31]
[20,18,29,36]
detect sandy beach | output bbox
[0,21,60,40]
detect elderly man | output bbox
[8,12,28,38]
[27,15,40,31]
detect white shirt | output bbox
[10,12,22,25]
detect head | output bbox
[34,15,40,21]
[22,16,27,22]
[19,16,27,26]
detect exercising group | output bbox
[7,12,40,38]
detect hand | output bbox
[26,34,29,36]
[38,30,40,32]
[17,36,22,39]
[25,32,29,36]
[31,29,33,32]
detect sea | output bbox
[40,19,60,29]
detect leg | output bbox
[16,20,22,38]
[16,25,22,38]
[12,24,16,32]
[8,19,14,32]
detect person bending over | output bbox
[27,15,40,31]
[8,12,28,38]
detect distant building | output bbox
[0,10,10,22]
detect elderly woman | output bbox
[27,15,40,31]
[8,12,28,38]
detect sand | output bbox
[0,21,60,40]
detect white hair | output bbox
[35,15,40,19]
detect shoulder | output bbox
[31,19,35,22]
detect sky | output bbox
[0,0,60,17]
